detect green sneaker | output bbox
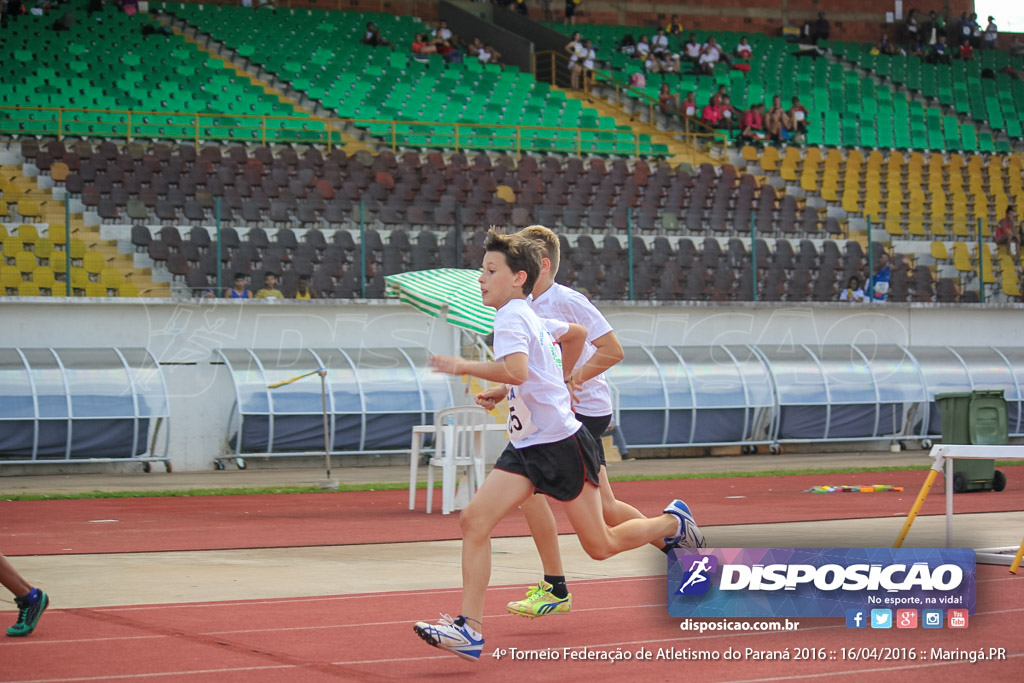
[506,581,571,618]
[6,589,49,637]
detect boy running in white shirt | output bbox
[413,229,701,662]
[499,226,704,619]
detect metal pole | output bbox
[211,197,222,296]
[320,370,336,489]
[978,218,984,303]
[359,200,367,299]
[65,199,71,297]
[627,207,634,300]
[867,216,874,300]
[751,213,758,302]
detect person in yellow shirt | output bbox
[293,275,318,300]
[665,14,684,35]
[254,271,284,299]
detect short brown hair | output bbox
[484,228,542,296]
[516,224,560,273]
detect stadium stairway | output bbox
[557,86,716,168]
[160,17,371,156]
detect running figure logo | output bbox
[676,555,717,596]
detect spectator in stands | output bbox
[651,29,679,72]
[958,39,974,61]
[680,90,698,117]
[764,95,792,143]
[995,207,1021,263]
[735,36,752,61]
[703,94,737,134]
[904,9,920,45]
[703,36,730,65]
[255,271,284,299]
[293,275,318,300]
[478,43,501,65]
[564,0,579,27]
[955,12,971,46]
[121,0,138,15]
[877,33,897,56]
[968,13,982,48]
[928,36,951,64]
[466,36,484,58]
[651,28,670,54]
[362,22,392,48]
[928,10,946,42]
[788,96,809,137]
[871,252,891,303]
[432,20,452,43]
[812,12,830,42]
[514,0,528,16]
[738,102,765,144]
[665,14,684,36]
[683,33,702,65]
[658,83,679,115]
[227,273,251,299]
[701,97,723,127]
[983,16,998,50]
[839,276,867,302]
[566,31,585,87]
[619,34,637,56]
[697,44,718,75]
[412,33,437,60]
[635,34,651,62]
[710,84,728,107]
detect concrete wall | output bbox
[2,298,1021,471]
[440,1,534,74]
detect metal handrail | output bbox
[0,104,664,157]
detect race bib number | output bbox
[506,386,537,440]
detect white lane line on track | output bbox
[1,665,300,683]
[719,652,1024,682]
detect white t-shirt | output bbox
[582,48,595,70]
[652,34,669,50]
[435,27,452,41]
[529,283,614,418]
[699,51,717,66]
[493,299,580,448]
[568,41,586,64]
[704,43,721,61]
[685,41,702,58]
[636,41,651,57]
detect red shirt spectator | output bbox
[741,108,763,131]
[702,103,722,125]
[959,42,974,60]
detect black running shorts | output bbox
[494,426,602,501]
[574,413,611,466]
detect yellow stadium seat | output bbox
[68,239,86,261]
[760,146,779,171]
[976,245,997,284]
[33,238,53,262]
[120,283,141,297]
[17,282,40,297]
[32,267,55,291]
[17,199,41,220]
[0,225,6,239]
[1,265,22,290]
[51,256,67,275]
[952,243,973,273]
[741,145,759,163]
[907,218,927,237]
[70,267,89,289]
[82,252,105,274]
[495,185,515,204]
[85,282,108,298]
[884,218,904,237]
[0,202,9,218]
[100,268,122,288]
[50,162,69,183]
[50,227,67,247]
[17,224,38,243]
[3,235,24,257]
[1001,268,1021,299]
[14,251,36,274]
[931,241,949,261]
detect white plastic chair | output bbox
[426,405,488,515]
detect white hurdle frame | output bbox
[894,444,1024,556]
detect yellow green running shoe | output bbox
[506,581,572,618]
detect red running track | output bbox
[1,567,1021,683]
[3,467,1023,556]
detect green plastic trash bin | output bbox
[935,390,1008,493]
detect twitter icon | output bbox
[870,609,893,629]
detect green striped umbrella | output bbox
[384,268,494,335]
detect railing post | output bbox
[515,126,521,160]
[978,217,984,304]
[751,214,758,302]
[455,124,460,154]
[576,128,581,156]
[127,110,132,144]
[627,208,634,301]
[867,216,874,300]
[261,116,267,147]
[194,114,200,152]
[65,199,71,297]
[57,108,63,141]
[391,121,396,154]
[360,200,367,299]
[215,197,223,297]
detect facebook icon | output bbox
[845,609,867,629]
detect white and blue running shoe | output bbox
[413,614,484,662]
[663,499,706,549]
